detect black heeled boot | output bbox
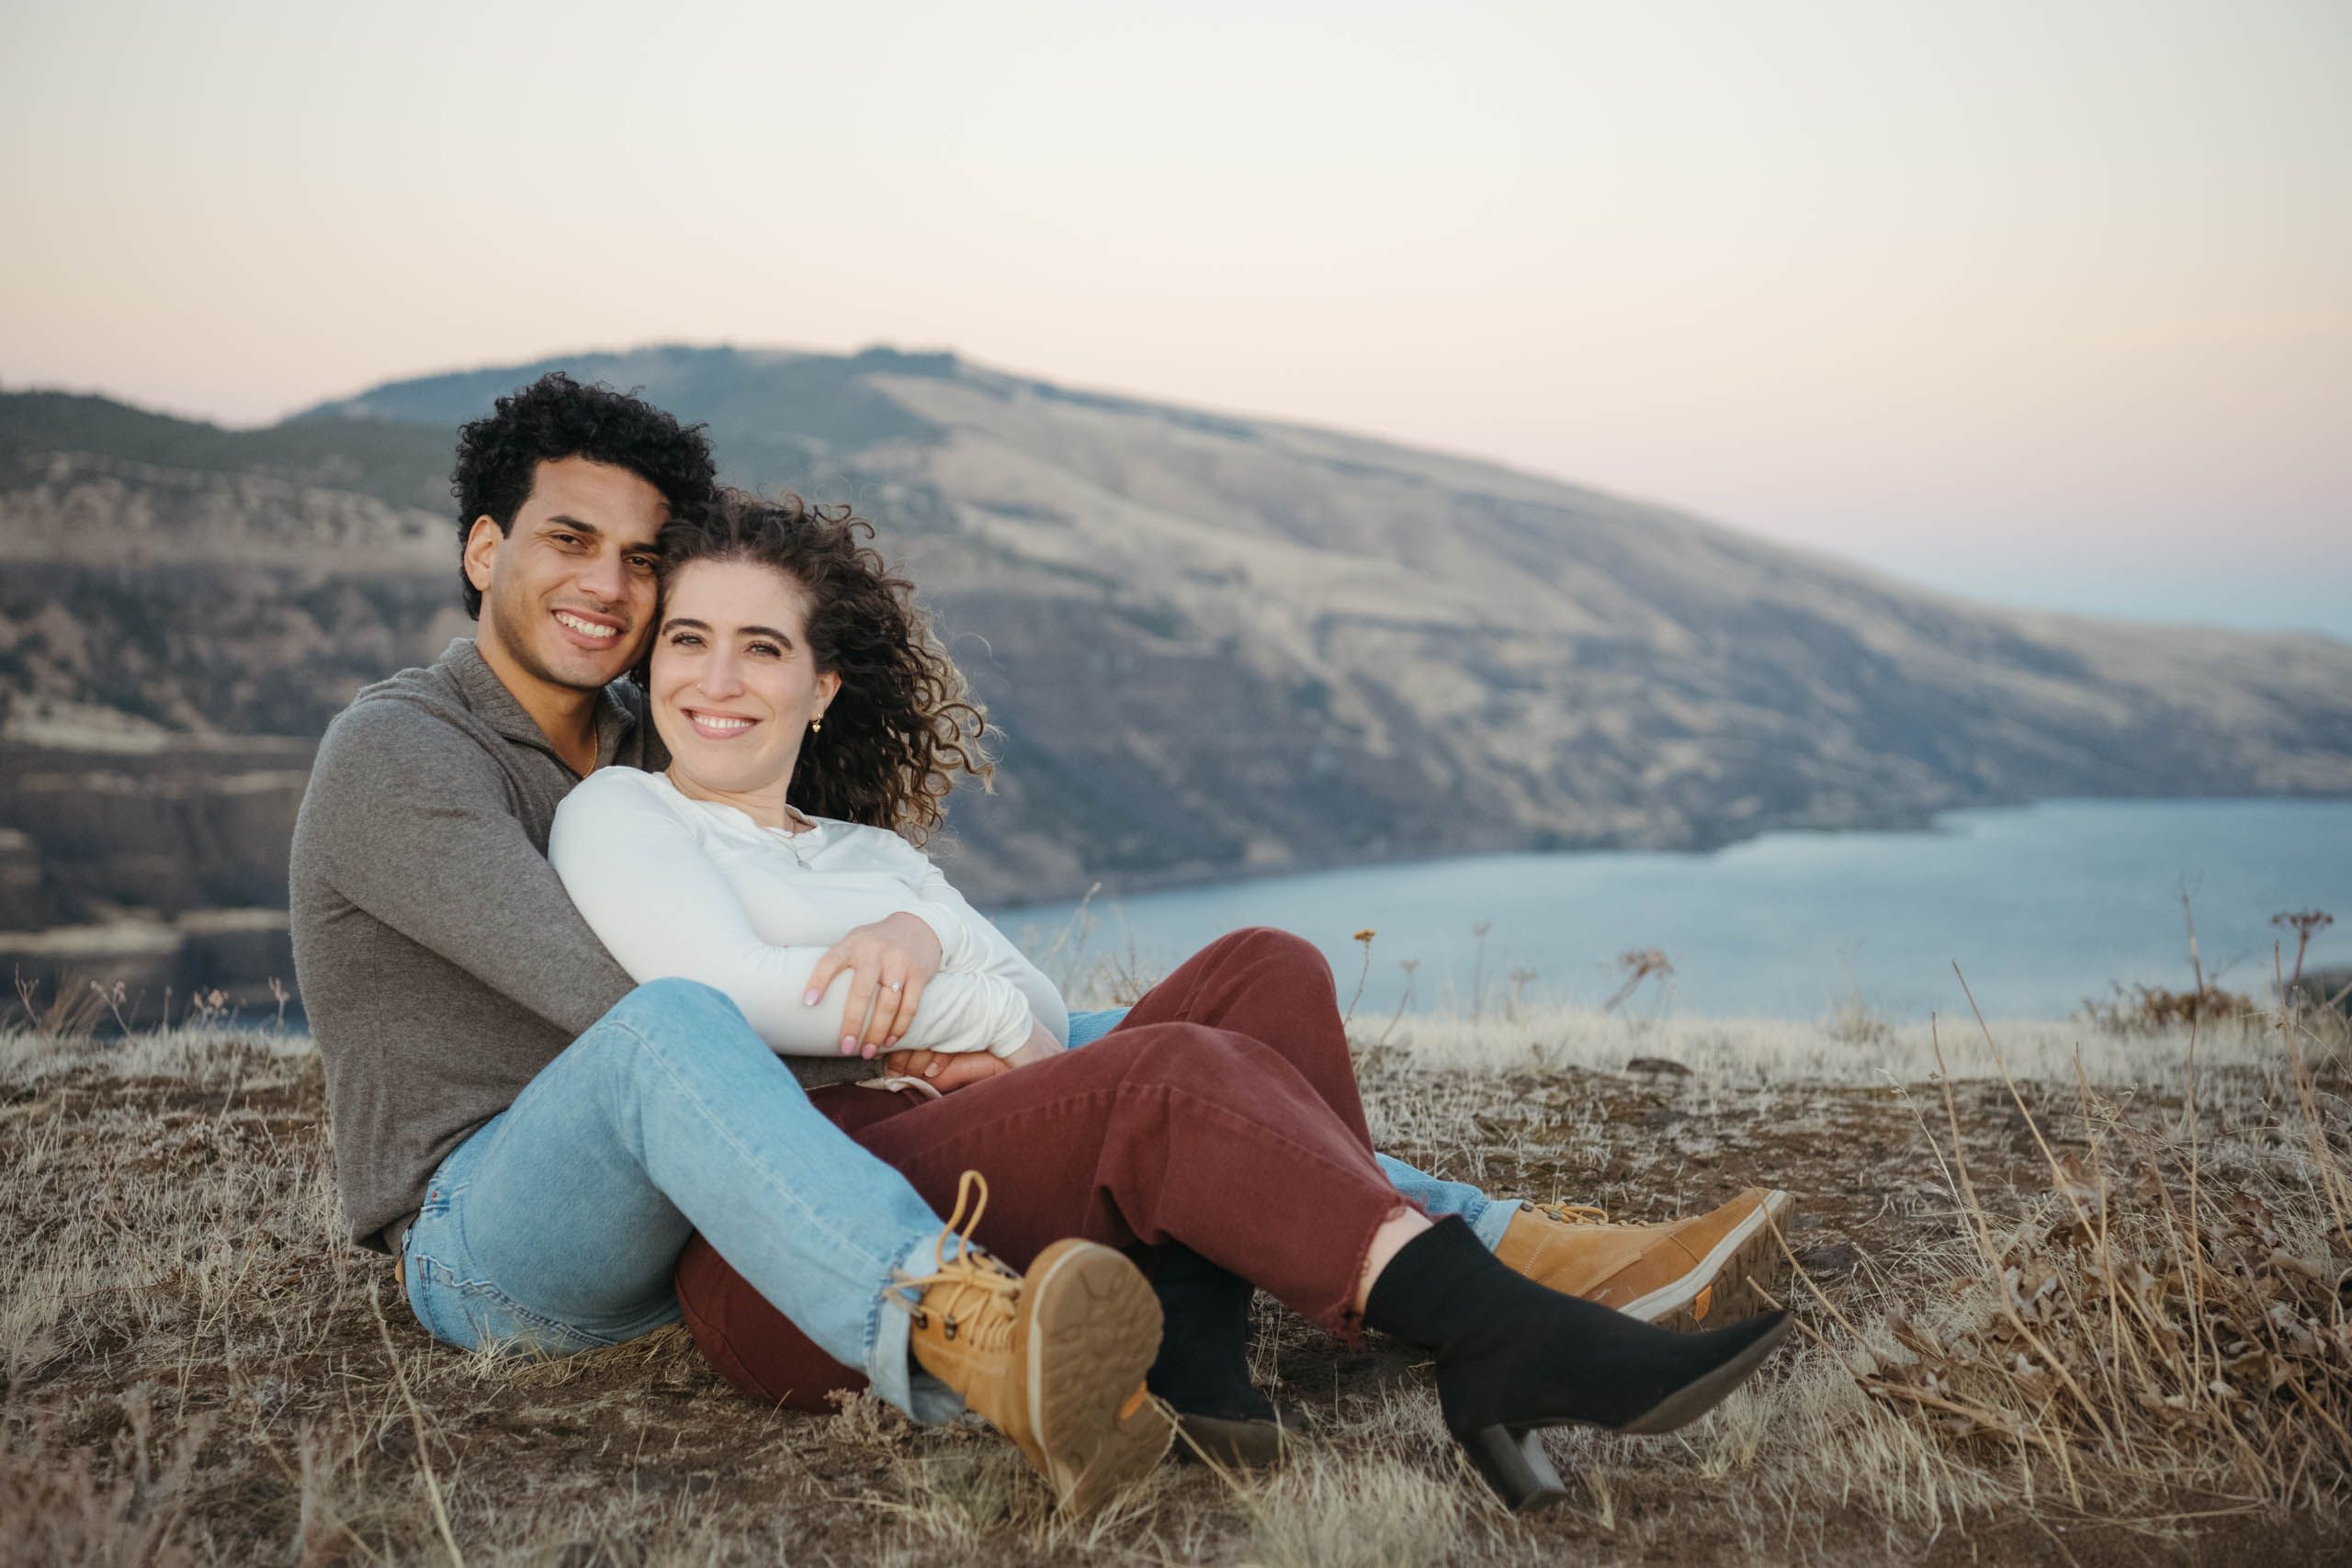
[1363,1218,1792,1510]
[1146,1244,1284,1466]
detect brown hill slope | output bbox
[4,351,2348,974]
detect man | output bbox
[289,372,1789,1510]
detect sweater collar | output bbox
[438,637,639,770]
[644,767,825,840]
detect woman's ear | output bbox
[818,670,843,713]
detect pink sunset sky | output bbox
[4,1,2346,637]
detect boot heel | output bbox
[1457,1424,1568,1512]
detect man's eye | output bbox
[627,556,657,571]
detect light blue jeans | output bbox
[401,983,1514,1421]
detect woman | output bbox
[548,489,1792,1511]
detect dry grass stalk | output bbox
[1815,986,2352,1517]
[9,971,114,1043]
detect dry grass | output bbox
[3,993,2346,1566]
[1380,995,2301,1089]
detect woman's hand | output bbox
[805,911,944,1057]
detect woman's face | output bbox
[650,558,842,807]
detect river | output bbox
[987,798,2351,1021]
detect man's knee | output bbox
[579,979,810,1114]
[610,976,748,1032]
[599,979,772,1070]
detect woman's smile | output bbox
[683,708,759,739]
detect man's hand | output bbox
[1001,1019,1063,1069]
[881,1020,1061,1090]
[877,1050,1013,1092]
[805,912,944,1057]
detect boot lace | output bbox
[888,1169,1021,1348]
[1532,1201,1611,1226]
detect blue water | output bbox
[989,799,2352,1021]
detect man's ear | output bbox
[462,516,504,597]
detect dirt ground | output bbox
[3,1023,2346,1567]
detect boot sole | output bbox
[1618,1312,1792,1434]
[1024,1240,1176,1514]
[1458,1313,1794,1510]
[1623,1190,1793,1331]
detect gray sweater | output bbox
[289,638,863,1253]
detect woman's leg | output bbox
[864,1024,1410,1315]
[1106,927,1375,1149]
[1078,998,1514,1243]
[676,1024,1414,1409]
[675,1036,1789,1515]
[1106,931,1793,1329]
[1093,926,1401,1454]
[682,931,1400,1423]
[1048,931,1792,1502]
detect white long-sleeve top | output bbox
[548,766,1066,1058]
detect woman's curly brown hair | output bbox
[650,489,990,843]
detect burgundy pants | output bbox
[673,927,1410,1409]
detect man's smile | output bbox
[553,608,624,646]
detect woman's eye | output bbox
[669,632,702,648]
[749,642,783,658]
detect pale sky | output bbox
[5,0,2347,636]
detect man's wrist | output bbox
[1003,1029,1061,1069]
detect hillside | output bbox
[5,347,2351,1011]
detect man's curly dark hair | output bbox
[651,489,992,845]
[450,372,718,617]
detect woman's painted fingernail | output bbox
[803,989,820,1007]
[841,1035,857,1054]
[885,1035,901,1051]
[863,1043,879,1059]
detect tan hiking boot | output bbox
[1496,1189,1795,1331]
[894,1172,1173,1513]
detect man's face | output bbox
[463,457,667,695]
